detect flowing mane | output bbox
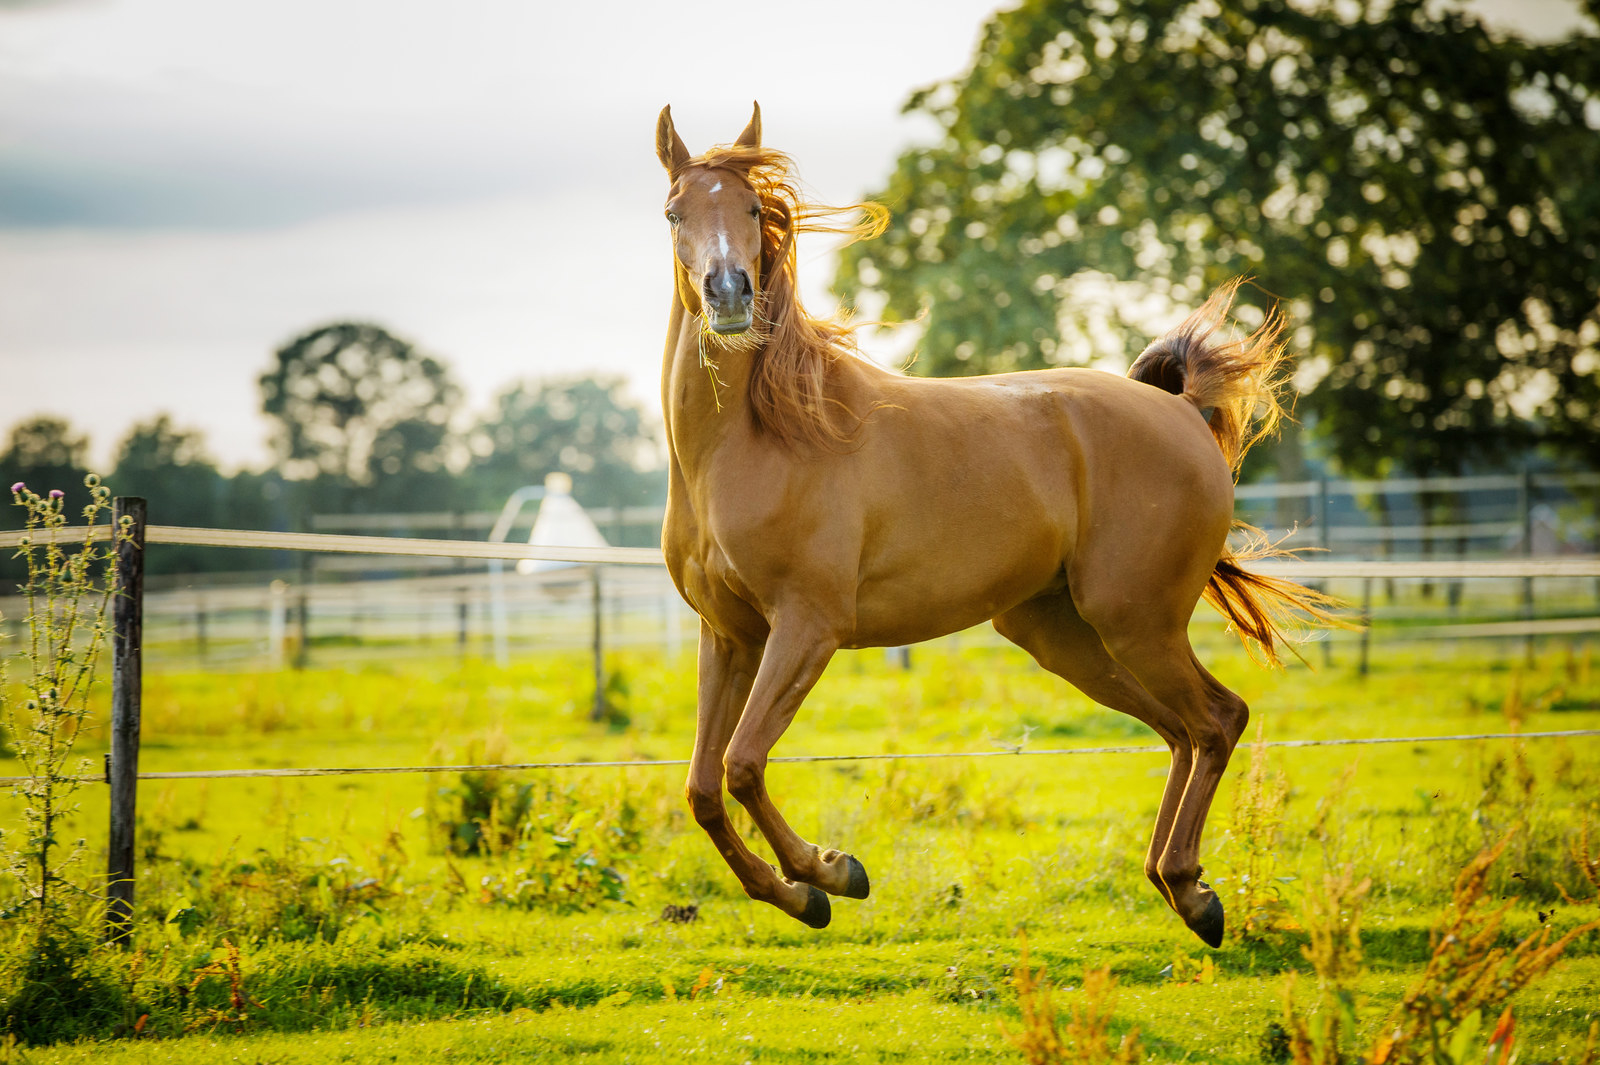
[686,145,889,451]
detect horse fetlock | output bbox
[776,845,823,885]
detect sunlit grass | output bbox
[3,635,1598,1061]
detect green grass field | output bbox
[3,629,1599,1063]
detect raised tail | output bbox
[1129,277,1289,473]
[1130,279,1356,665]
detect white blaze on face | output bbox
[709,180,723,194]
[718,232,729,257]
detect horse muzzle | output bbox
[703,264,754,334]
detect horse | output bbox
[654,102,1339,946]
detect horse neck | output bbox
[661,297,759,469]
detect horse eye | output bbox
[665,211,680,226]
[749,206,760,220]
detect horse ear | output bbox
[656,105,691,175]
[734,101,761,149]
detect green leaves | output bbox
[838,0,1600,477]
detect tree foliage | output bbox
[467,377,661,511]
[0,416,90,532]
[259,322,463,485]
[836,0,1600,476]
[1,334,664,578]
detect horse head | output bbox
[656,102,765,337]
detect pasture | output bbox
[3,620,1598,1062]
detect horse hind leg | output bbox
[994,593,1212,935]
[1094,627,1250,948]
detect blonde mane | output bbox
[687,146,888,451]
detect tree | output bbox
[259,322,463,490]
[0,417,90,531]
[109,415,234,573]
[467,376,663,513]
[835,0,1600,477]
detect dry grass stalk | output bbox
[1002,931,1142,1065]
[1228,720,1292,940]
[1369,831,1600,1065]
[1283,866,1371,1065]
[1568,817,1600,900]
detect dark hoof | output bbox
[798,885,831,929]
[841,854,871,900]
[1186,892,1226,949]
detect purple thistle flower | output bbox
[49,489,64,500]
[9,482,23,494]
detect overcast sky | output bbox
[0,0,1589,472]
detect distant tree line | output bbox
[2,322,665,578]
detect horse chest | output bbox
[663,506,771,642]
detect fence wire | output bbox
[6,728,1594,787]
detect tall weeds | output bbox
[1284,829,1600,1065]
[1002,931,1142,1065]
[0,476,132,1042]
[1282,865,1371,1064]
[1224,721,1293,941]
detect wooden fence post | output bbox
[1316,477,1333,667]
[590,567,605,722]
[294,553,310,671]
[106,497,146,945]
[1520,465,1536,668]
[1357,576,1373,678]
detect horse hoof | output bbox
[799,885,831,929]
[841,854,871,900]
[1186,893,1226,949]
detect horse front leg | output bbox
[684,622,830,926]
[721,619,869,928]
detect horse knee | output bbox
[685,782,725,830]
[723,756,765,807]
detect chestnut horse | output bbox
[655,103,1336,945]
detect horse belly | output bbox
[846,511,1068,648]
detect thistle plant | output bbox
[1,475,124,938]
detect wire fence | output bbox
[5,728,1595,788]
[3,503,1598,940]
[5,524,1598,676]
[5,523,1600,577]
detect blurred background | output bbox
[2,0,1597,668]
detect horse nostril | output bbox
[737,269,752,301]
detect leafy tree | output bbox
[108,415,237,574]
[467,376,663,514]
[111,415,220,519]
[259,322,463,491]
[836,0,1600,477]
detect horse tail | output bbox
[1127,277,1287,474]
[1129,280,1356,665]
[1201,528,1357,667]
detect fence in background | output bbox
[1,498,1598,943]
